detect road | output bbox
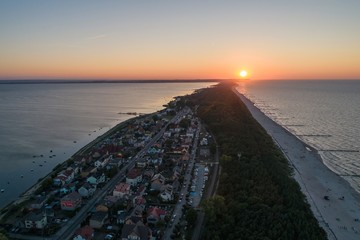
[55,109,188,240]
[10,109,187,240]
[191,137,220,240]
[162,121,201,240]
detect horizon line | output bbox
[0,78,359,84]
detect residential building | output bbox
[121,221,151,240]
[61,192,82,211]
[113,183,131,198]
[24,211,47,229]
[87,172,106,185]
[89,212,108,229]
[73,225,94,240]
[126,168,142,186]
[78,183,96,198]
[147,207,167,224]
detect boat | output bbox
[30,169,34,172]
[1,189,4,193]
[21,175,24,178]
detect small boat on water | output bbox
[30,169,34,172]
[73,141,77,143]
[21,175,24,178]
[39,164,43,167]
[1,189,4,193]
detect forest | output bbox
[187,82,327,240]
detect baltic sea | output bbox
[237,80,360,194]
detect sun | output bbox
[239,70,248,78]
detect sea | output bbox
[237,80,360,194]
[0,82,214,208]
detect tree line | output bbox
[187,82,327,240]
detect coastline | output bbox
[233,88,360,240]
[0,114,142,219]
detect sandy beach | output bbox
[233,88,360,240]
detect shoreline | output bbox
[0,114,144,219]
[233,88,360,240]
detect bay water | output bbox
[0,82,213,208]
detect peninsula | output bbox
[1,82,358,240]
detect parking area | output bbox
[190,164,208,207]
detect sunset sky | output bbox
[1,0,360,80]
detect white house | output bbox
[24,212,47,229]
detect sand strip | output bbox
[234,88,360,240]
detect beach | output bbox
[233,88,360,240]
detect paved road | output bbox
[162,121,201,240]
[10,110,186,240]
[55,110,188,240]
[191,137,220,240]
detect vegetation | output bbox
[188,82,327,240]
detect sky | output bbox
[1,0,360,80]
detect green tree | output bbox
[185,208,197,226]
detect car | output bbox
[105,234,115,240]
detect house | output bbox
[124,205,144,225]
[89,212,108,229]
[55,169,75,185]
[78,183,96,198]
[133,196,146,206]
[24,211,47,229]
[147,207,166,225]
[136,159,147,168]
[87,172,106,185]
[159,185,173,202]
[147,147,161,155]
[95,204,109,213]
[121,221,151,240]
[151,173,166,191]
[73,225,94,240]
[61,192,82,211]
[143,169,154,180]
[108,158,122,168]
[94,156,110,169]
[126,168,143,186]
[163,131,172,138]
[113,183,131,198]
[30,196,47,209]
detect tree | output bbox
[185,208,197,226]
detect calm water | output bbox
[237,80,360,193]
[0,82,214,208]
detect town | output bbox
[1,97,219,240]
